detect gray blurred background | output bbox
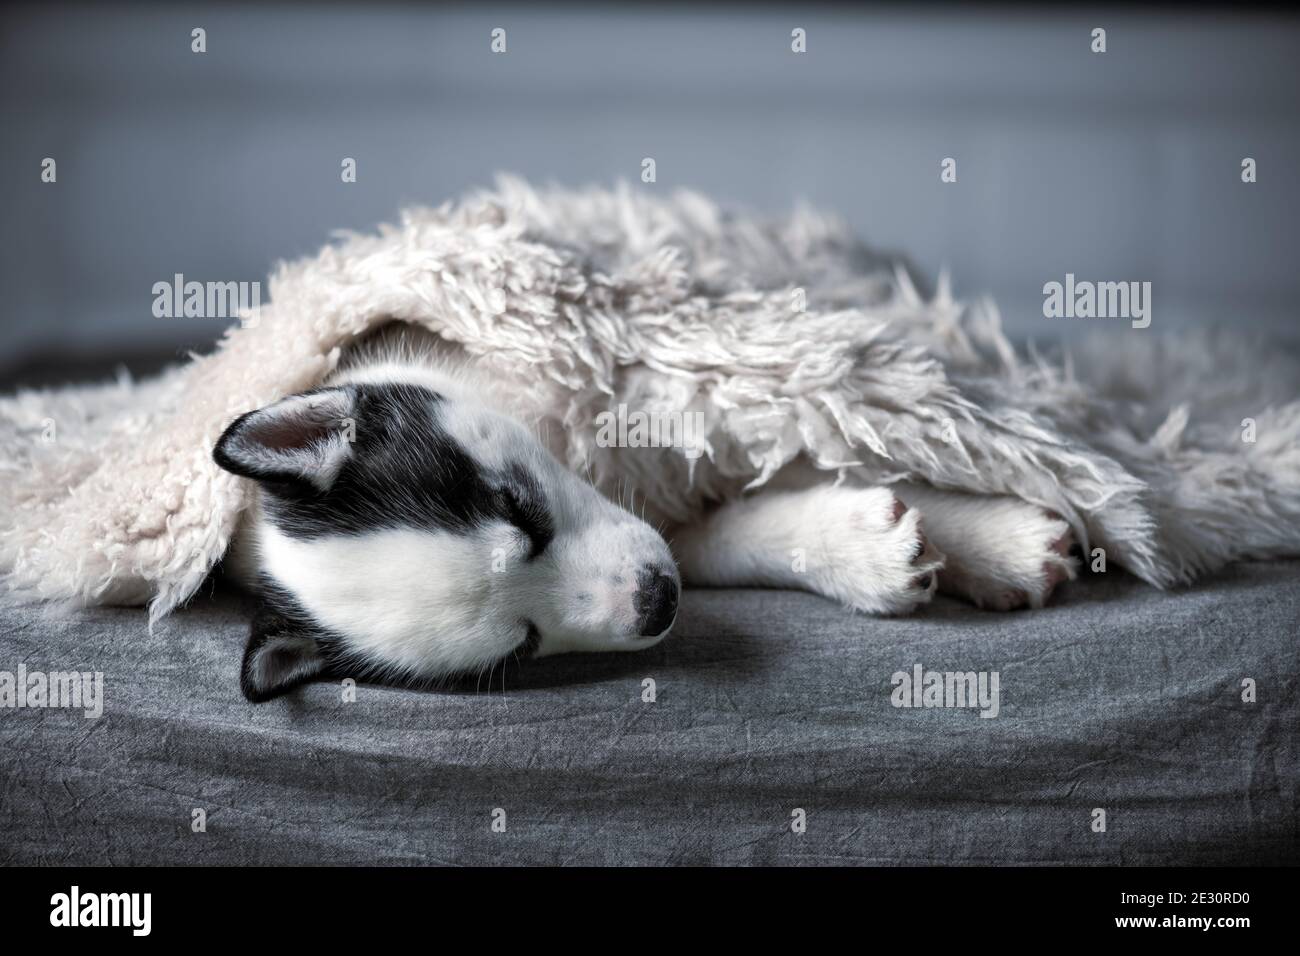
[3,2,1298,387]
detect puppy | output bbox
[216,326,1075,701]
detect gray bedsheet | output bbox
[2,563,1297,865]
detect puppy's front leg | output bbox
[893,483,1077,610]
[672,485,944,615]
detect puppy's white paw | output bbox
[807,487,946,615]
[938,503,1077,611]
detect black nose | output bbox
[635,566,679,637]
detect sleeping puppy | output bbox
[216,326,1075,701]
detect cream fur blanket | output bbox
[3,177,1299,621]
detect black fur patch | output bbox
[248,382,553,556]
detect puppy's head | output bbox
[214,381,679,701]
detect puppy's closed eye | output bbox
[499,469,553,559]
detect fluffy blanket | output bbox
[3,177,1299,620]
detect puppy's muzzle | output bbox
[634,566,679,638]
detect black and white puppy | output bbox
[216,327,1075,701]
[215,333,680,701]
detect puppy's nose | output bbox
[635,566,679,637]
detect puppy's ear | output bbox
[240,605,328,703]
[214,387,356,491]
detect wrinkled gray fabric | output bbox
[2,565,1297,866]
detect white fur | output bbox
[254,522,531,675]
[895,483,1075,609]
[674,484,944,615]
